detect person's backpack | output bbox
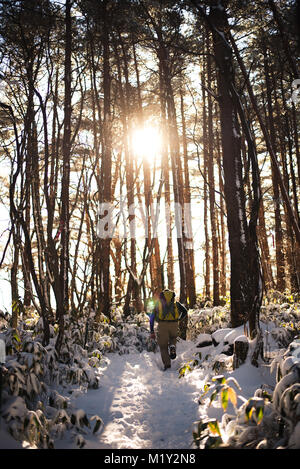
[156,289,180,321]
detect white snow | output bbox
[57,341,203,449]
[0,305,299,449]
[211,328,232,344]
[0,427,23,449]
[52,335,276,449]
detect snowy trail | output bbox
[63,341,203,449]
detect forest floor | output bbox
[53,330,276,449]
[1,303,298,450]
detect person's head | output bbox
[159,289,175,303]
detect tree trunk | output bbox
[206,33,220,306]
[193,0,263,335]
[233,338,249,369]
[267,0,299,79]
[278,73,300,293]
[201,70,211,300]
[228,31,300,245]
[114,37,140,315]
[210,3,251,327]
[97,0,112,319]
[132,38,163,298]
[179,86,196,307]
[159,67,175,292]
[264,53,286,292]
[56,0,72,351]
[7,101,50,345]
[159,43,187,304]
[258,201,274,291]
[216,124,227,298]
[11,232,20,329]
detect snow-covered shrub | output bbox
[2,395,51,448]
[72,308,151,356]
[270,338,300,448]
[179,355,202,379]
[264,290,296,306]
[193,335,300,449]
[260,301,300,344]
[0,304,157,448]
[1,390,103,448]
[189,323,295,448]
[48,408,103,448]
[192,418,223,449]
[3,335,54,404]
[270,327,295,348]
[188,307,230,341]
[193,373,280,449]
[193,375,241,448]
[0,311,107,448]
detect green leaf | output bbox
[256,407,264,425]
[221,388,229,411]
[245,404,251,421]
[209,389,218,406]
[208,420,221,436]
[13,332,21,343]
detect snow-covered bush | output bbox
[271,338,300,448]
[260,301,300,346]
[1,296,299,449]
[1,390,103,448]
[189,328,300,449]
[1,329,58,405]
[0,331,103,448]
[0,305,155,448]
[192,373,280,449]
[183,303,300,450]
[76,308,151,355]
[187,307,230,341]
[0,311,104,447]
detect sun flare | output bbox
[131,125,162,161]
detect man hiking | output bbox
[149,289,188,370]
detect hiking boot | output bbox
[169,345,176,360]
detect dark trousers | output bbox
[157,321,178,368]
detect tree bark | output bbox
[228,31,300,245]
[216,124,227,298]
[159,43,187,304]
[201,70,211,300]
[96,0,112,319]
[206,33,220,306]
[132,37,163,298]
[159,66,175,292]
[193,0,263,335]
[267,0,299,79]
[180,86,196,307]
[56,0,72,352]
[233,338,249,369]
[264,53,286,292]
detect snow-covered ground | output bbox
[0,303,299,450]
[53,333,276,449]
